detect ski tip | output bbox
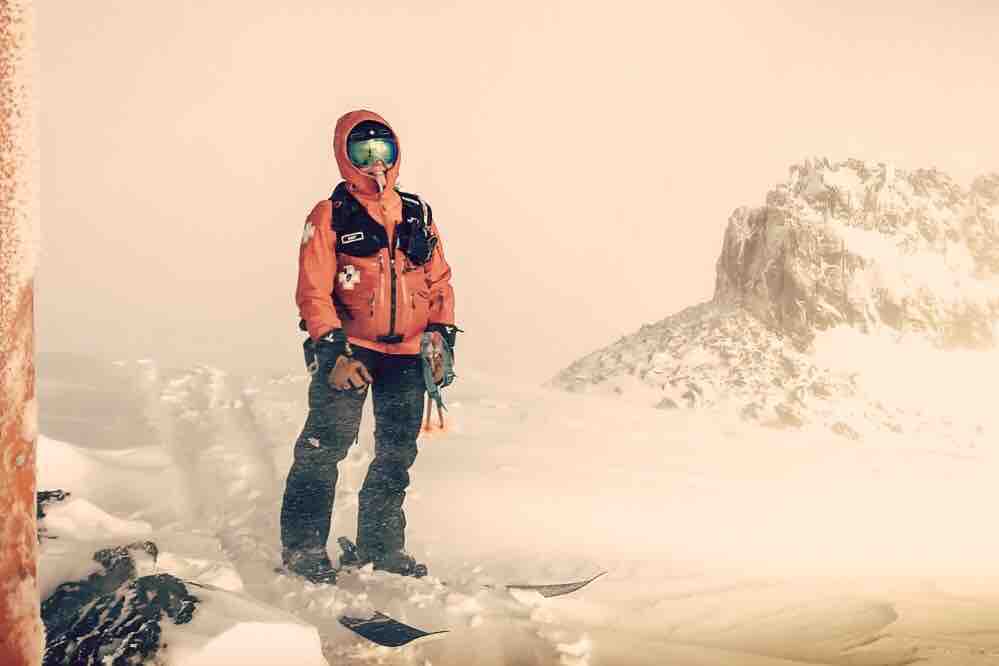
[506,570,608,598]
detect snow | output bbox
[832,217,999,307]
[813,325,999,433]
[821,163,865,206]
[160,593,327,666]
[32,355,999,664]
[41,496,152,542]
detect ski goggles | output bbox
[347,137,398,169]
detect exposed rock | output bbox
[773,403,806,428]
[37,489,71,541]
[551,300,868,431]
[42,541,197,666]
[551,159,999,441]
[832,422,860,440]
[714,158,999,349]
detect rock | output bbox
[714,159,999,349]
[774,403,806,428]
[37,489,71,541]
[37,489,71,520]
[42,541,198,666]
[550,159,999,441]
[831,422,860,440]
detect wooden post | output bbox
[0,1,42,664]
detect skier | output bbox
[280,109,458,583]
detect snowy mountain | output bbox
[552,159,999,441]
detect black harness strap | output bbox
[298,184,437,333]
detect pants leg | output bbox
[280,360,368,555]
[356,353,426,560]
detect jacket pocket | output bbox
[405,288,431,338]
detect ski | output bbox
[504,571,608,598]
[341,572,609,647]
[275,542,607,647]
[339,611,448,647]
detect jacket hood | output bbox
[333,109,401,196]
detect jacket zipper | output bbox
[387,231,398,337]
[373,255,382,317]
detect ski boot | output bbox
[338,537,428,578]
[281,547,338,584]
[375,550,428,578]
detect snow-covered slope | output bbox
[552,159,999,441]
[36,353,999,665]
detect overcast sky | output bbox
[36,1,999,381]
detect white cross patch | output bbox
[338,264,360,290]
[301,221,315,246]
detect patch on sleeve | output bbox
[301,221,316,246]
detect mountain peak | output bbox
[716,157,998,348]
[552,159,999,439]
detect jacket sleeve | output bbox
[425,206,455,326]
[295,200,342,341]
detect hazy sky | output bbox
[36,1,999,381]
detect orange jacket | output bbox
[296,109,455,355]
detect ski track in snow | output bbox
[37,359,999,665]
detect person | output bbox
[280,109,458,583]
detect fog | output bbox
[36,0,999,380]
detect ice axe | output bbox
[420,331,454,429]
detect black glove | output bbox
[316,328,351,363]
[303,328,352,376]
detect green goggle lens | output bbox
[347,137,398,168]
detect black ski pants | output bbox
[280,346,425,561]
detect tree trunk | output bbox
[0,1,42,664]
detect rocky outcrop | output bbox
[41,541,199,666]
[714,158,999,348]
[36,489,71,542]
[552,159,999,438]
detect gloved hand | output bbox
[315,328,371,393]
[329,355,372,392]
[421,328,456,391]
[426,331,446,386]
[424,324,461,384]
[425,323,460,355]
